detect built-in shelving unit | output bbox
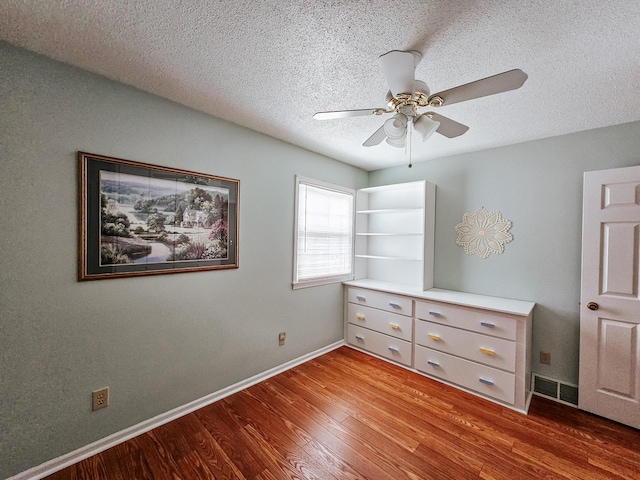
[354,180,436,290]
[345,180,534,413]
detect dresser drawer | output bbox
[415,300,517,341]
[347,287,412,316]
[347,324,412,367]
[415,346,515,405]
[415,320,516,372]
[347,303,413,341]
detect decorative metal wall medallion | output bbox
[455,207,513,258]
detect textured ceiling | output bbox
[1,1,639,170]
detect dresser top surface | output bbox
[344,279,535,316]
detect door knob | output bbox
[587,302,599,311]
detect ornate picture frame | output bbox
[79,152,239,280]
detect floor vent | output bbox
[532,374,579,407]
[559,383,579,405]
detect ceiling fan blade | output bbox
[426,112,470,138]
[428,69,528,107]
[378,50,417,97]
[313,108,388,120]
[362,125,387,147]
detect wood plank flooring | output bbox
[45,346,640,479]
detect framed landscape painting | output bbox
[79,152,239,280]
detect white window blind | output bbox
[293,178,354,288]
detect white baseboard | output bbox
[8,341,345,480]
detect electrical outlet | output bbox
[540,351,551,365]
[278,332,286,346]
[92,387,109,411]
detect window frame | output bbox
[292,175,355,289]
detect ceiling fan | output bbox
[313,50,528,164]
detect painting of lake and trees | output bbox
[100,170,230,265]
[79,152,239,280]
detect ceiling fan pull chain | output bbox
[407,117,413,168]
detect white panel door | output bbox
[579,165,640,428]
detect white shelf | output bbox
[356,232,422,236]
[357,183,426,196]
[355,254,423,261]
[356,208,423,214]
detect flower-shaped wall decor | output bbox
[455,207,513,258]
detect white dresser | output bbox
[344,279,534,413]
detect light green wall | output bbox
[0,41,368,478]
[369,121,640,385]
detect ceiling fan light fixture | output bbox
[385,134,406,148]
[384,114,407,139]
[414,114,440,141]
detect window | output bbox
[293,176,355,289]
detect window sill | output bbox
[292,274,354,289]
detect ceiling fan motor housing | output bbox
[386,80,431,117]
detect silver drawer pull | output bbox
[480,321,495,328]
[479,377,494,386]
[355,335,364,341]
[389,302,401,308]
[388,346,399,353]
[356,295,366,301]
[428,311,442,317]
[427,360,440,367]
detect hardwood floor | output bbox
[45,346,640,479]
